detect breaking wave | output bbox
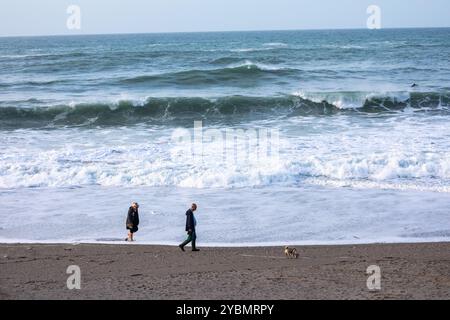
[0,92,449,129]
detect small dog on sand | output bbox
[284,246,299,259]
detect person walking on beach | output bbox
[125,202,140,242]
[179,203,200,252]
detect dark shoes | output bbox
[179,245,199,252]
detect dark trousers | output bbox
[180,231,197,249]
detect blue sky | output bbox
[1,0,449,36]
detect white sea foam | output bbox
[1,185,449,245]
[1,120,449,191]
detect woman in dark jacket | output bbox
[125,202,140,242]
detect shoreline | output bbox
[1,242,449,300]
[0,239,450,247]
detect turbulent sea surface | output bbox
[1,29,450,245]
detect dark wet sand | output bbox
[0,242,449,300]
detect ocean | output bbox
[0,28,449,245]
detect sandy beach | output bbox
[0,242,449,300]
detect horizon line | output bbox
[1,26,450,39]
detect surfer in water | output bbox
[179,203,200,252]
[125,202,140,242]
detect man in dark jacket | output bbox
[125,202,140,242]
[179,203,199,252]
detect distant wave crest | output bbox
[120,62,295,86]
